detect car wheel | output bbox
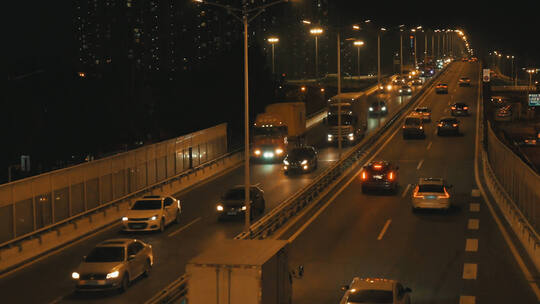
[160,218,165,232]
[362,186,367,194]
[120,273,129,292]
[144,259,152,277]
[437,130,441,136]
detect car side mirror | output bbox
[405,287,412,293]
[290,265,304,279]
[341,285,350,291]
[128,254,136,261]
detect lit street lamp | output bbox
[310,27,324,79]
[353,40,364,78]
[267,37,279,74]
[194,0,290,233]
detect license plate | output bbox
[80,280,105,285]
[227,211,237,215]
[373,175,383,179]
[426,195,437,199]
[132,224,145,228]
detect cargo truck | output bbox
[325,93,368,144]
[186,240,300,304]
[252,102,306,161]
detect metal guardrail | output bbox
[235,69,445,241]
[145,65,451,304]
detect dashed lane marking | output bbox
[463,263,478,279]
[459,295,476,304]
[401,184,411,198]
[468,219,479,230]
[469,203,480,212]
[471,189,481,197]
[426,141,432,150]
[377,219,392,240]
[416,159,424,170]
[465,238,478,252]
[168,217,201,237]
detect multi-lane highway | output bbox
[283,62,539,303]
[0,73,423,303]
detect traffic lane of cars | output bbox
[289,62,477,303]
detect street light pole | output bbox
[194,0,289,234]
[268,37,279,74]
[337,31,342,159]
[310,28,323,79]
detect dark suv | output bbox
[283,146,318,174]
[216,185,265,220]
[402,115,425,139]
[360,161,399,193]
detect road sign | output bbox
[529,93,540,107]
[482,69,490,82]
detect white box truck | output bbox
[186,240,293,304]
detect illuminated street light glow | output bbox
[310,28,323,35]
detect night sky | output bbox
[335,1,540,67]
[8,1,540,72]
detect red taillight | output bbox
[452,123,458,127]
[439,188,450,198]
[463,106,468,110]
[388,172,394,180]
[438,123,443,127]
[413,186,423,198]
[451,106,456,110]
[361,171,367,180]
[373,164,383,170]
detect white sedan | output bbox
[412,178,452,211]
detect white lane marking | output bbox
[401,184,411,198]
[377,219,392,240]
[426,141,432,150]
[465,238,478,252]
[462,263,477,279]
[460,295,476,304]
[469,203,480,212]
[473,72,540,300]
[48,296,63,304]
[471,189,481,197]
[468,218,479,230]
[168,217,201,237]
[416,159,424,170]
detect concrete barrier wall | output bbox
[0,150,243,273]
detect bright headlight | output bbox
[254,149,261,155]
[241,206,247,211]
[217,205,224,211]
[327,134,333,138]
[275,148,284,155]
[106,270,119,279]
[122,216,128,221]
[369,107,374,111]
[150,215,158,221]
[381,106,386,111]
[301,160,308,165]
[72,272,80,279]
[283,160,289,165]
[348,133,354,137]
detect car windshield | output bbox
[253,126,287,137]
[405,117,421,126]
[418,184,444,193]
[224,189,245,200]
[371,101,385,107]
[347,290,393,303]
[85,246,125,263]
[288,148,313,159]
[327,114,355,126]
[131,200,162,210]
[415,108,429,113]
[441,118,458,124]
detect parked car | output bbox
[216,185,265,220]
[122,196,181,232]
[283,146,318,174]
[72,239,154,292]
